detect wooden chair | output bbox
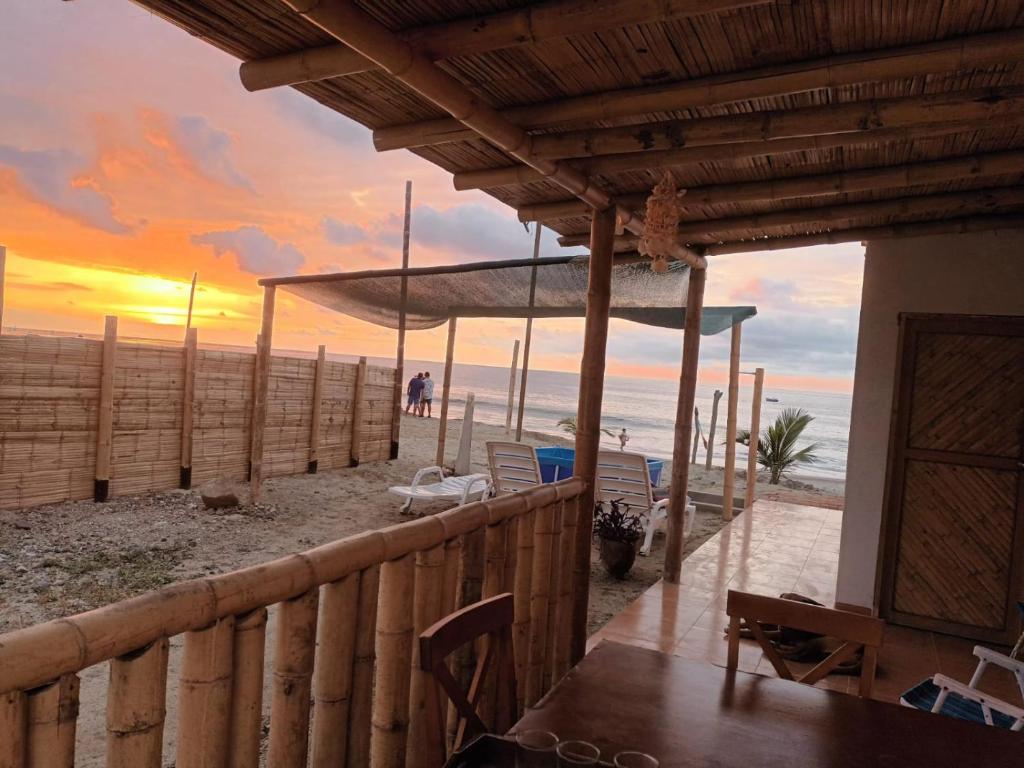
[486,441,542,495]
[726,589,885,698]
[419,593,517,754]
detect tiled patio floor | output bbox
[591,500,1022,705]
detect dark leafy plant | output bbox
[557,415,614,438]
[736,408,821,485]
[593,499,644,543]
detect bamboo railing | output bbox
[0,478,584,767]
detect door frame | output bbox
[877,313,1024,644]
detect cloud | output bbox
[0,145,138,234]
[322,216,368,246]
[172,115,253,190]
[191,225,305,275]
[271,90,370,147]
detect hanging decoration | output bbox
[638,172,686,273]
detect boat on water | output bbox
[766,397,779,403]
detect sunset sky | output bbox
[0,0,865,392]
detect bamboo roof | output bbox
[127,0,1024,252]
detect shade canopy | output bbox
[262,256,754,333]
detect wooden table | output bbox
[512,641,1020,767]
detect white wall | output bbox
[836,230,1024,610]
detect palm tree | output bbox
[736,408,821,485]
[557,415,614,438]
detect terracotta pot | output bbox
[598,536,638,579]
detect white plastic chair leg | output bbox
[640,515,657,556]
[400,497,413,514]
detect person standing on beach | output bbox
[619,428,630,451]
[420,371,435,417]
[406,373,425,415]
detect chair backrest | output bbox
[419,593,517,754]
[596,450,654,510]
[487,442,541,495]
[725,589,885,698]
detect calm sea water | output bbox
[403,358,852,482]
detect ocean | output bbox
[404,358,852,482]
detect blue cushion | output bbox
[901,679,1018,729]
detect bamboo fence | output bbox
[0,333,395,510]
[0,478,585,768]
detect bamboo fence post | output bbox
[477,520,510,728]
[570,206,616,664]
[267,588,319,768]
[505,339,520,433]
[435,318,458,467]
[744,368,765,510]
[512,510,535,716]
[552,498,578,681]
[350,356,368,467]
[309,344,326,473]
[515,223,542,441]
[177,617,234,768]
[447,527,484,748]
[180,327,198,489]
[25,674,79,768]
[94,315,117,502]
[407,545,446,768]
[663,267,707,582]
[526,503,557,706]
[371,554,415,768]
[392,180,412,460]
[250,285,276,502]
[706,390,723,469]
[247,333,261,482]
[0,245,6,334]
[542,503,564,694]
[348,565,381,768]
[722,323,743,522]
[106,638,169,768]
[690,406,701,463]
[311,571,360,766]
[227,608,267,768]
[0,690,26,767]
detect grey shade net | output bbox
[271,256,755,334]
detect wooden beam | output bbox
[744,368,765,510]
[515,223,542,441]
[240,0,768,91]
[570,206,616,663]
[94,315,117,503]
[309,344,326,473]
[180,327,197,490]
[435,318,458,467]
[375,28,1024,150]
[391,180,412,460]
[505,339,520,433]
[721,323,742,522]
[350,356,367,467]
[250,285,276,504]
[0,245,5,334]
[664,266,706,582]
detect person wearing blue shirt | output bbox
[406,372,425,415]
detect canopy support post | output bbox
[570,206,616,664]
[391,180,412,460]
[251,285,276,504]
[515,222,542,441]
[505,339,520,433]
[705,389,723,469]
[722,323,743,521]
[744,367,765,510]
[1,244,7,334]
[663,266,706,582]
[435,317,458,468]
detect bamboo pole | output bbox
[348,565,381,768]
[435,318,458,467]
[25,675,78,768]
[106,638,169,768]
[0,690,26,767]
[242,0,762,90]
[745,368,765,510]
[371,554,415,768]
[392,180,412,460]
[516,223,542,441]
[526,503,556,706]
[446,527,485,748]
[177,618,234,768]
[0,245,6,335]
[250,285,276,503]
[351,356,368,467]
[569,206,616,664]
[512,510,535,716]
[505,339,520,433]
[722,324,743,522]
[706,390,723,470]
[477,521,509,730]
[311,572,360,767]
[690,407,701,464]
[94,315,117,503]
[376,28,1024,150]
[552,498,578,681]
[180,327,198,489]
[309,344,326,473]
[184,271,197,336]
[542,503,564,694]
[267,589,319,768]
[663,267,707,582]
[227,608,267,768]
[407,545,446,768]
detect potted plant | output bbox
[593,498,644,579]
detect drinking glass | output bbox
[613,751,659,768]
[556,740,601,766]
[515,729,558,767]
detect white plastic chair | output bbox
[595,450,694,556]
[486,442,542,495]
[388,467,492,514]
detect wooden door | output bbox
[880,315,1024,643]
